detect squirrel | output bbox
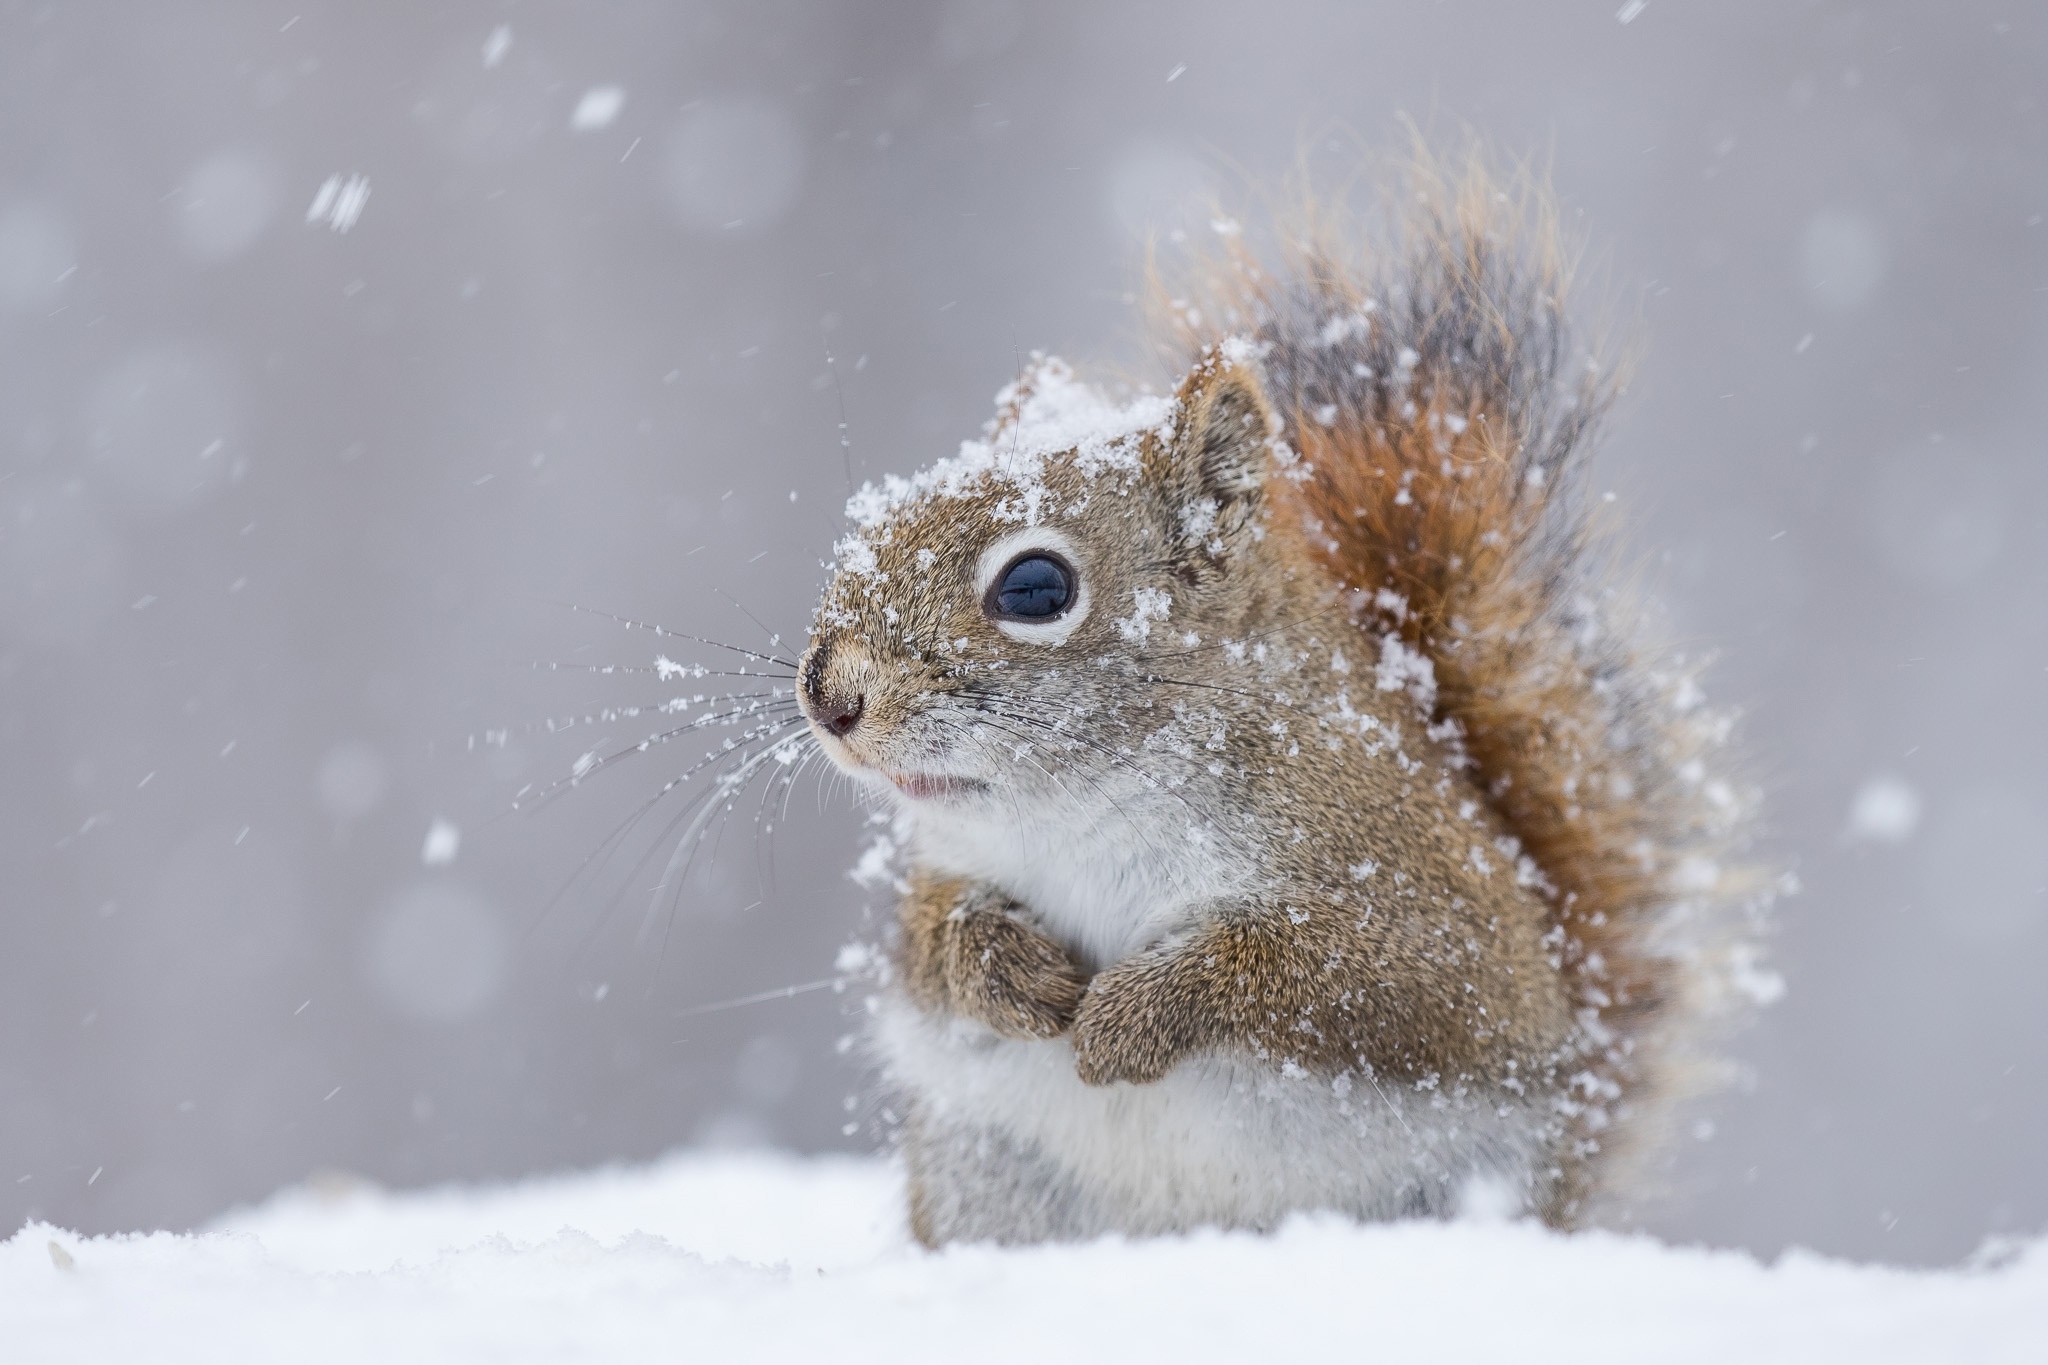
[797,152,1768,1247]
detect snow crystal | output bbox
[420,819,461,867]
[570,86,626,131]
[1727,941,1788,1007]
[481,24,512,68]
[1115,585,1172,645]
[306,174,370,234]
[1316,308,1375,347]
[1374,634,1437,712]
[848,831,903,890]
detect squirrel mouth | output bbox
[889,772,987,802]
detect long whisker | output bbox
[515,704,802,811]
[523,716,810,939]
[748,735,822,895]
[523,771,694,940]
[526,661,798,681]
[478,689,796,755]
[714,586,798,660]
[824,335,855,498]
[641,735,811,986]
[777,742,826,829]
[670,974,847,1025]
[553,721,810,972]
[552,600,802,670]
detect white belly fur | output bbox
[896,800,1552,1238]
[877,990,1553,1239]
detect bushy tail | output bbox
[1153,149,1774,1221]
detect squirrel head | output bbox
[798,351,1305,815]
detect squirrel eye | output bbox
[990,554,1073,620]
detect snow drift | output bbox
[3,1151,2040,1363]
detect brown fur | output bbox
[899,869,1087,1040]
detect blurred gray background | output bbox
[2,0,2042,1267]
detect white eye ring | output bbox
[974,526,1091,646]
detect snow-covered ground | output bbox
[4,1151,2041,1363]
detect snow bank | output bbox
[4,1152,2041,1363]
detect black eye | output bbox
[990,553,1073,620]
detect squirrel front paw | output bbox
[1070,956,1201,1086]
[929,891,1087,1040]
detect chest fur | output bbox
[911,799,1247,970]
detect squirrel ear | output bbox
[1157,355,1273,562]
[1172,357,1272,501]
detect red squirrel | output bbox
[798,152,1770,1246]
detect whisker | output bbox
[777,741,825,829]
[515,705,803,812]
[525,771,691,941]
[824,334,855,497]
[523,717,811,939]
[747,736,822,895]
[947,708,1181,869]
[553,722,811,971]
[551,600,802,670]
[949,694,1251,860]
[642,736,811,986]
[525,661,797,681]
[713,586,798,660]
[476,690,797,754]
[670,974,848,1024]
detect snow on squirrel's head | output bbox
[797,349,1302,814]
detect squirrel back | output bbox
[1153,151,1770,1216]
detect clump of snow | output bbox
[306,174,370,234]
[570,87,626,131]
[419,818,461,866]
[834,358,1172,579]
[1374,633,1438,712]
[3,1151,2041,1363]
[1115,585,1173,644]
[1727,940,1789,1007]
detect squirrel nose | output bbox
[801,640,867,739]
[818,691,865,739]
